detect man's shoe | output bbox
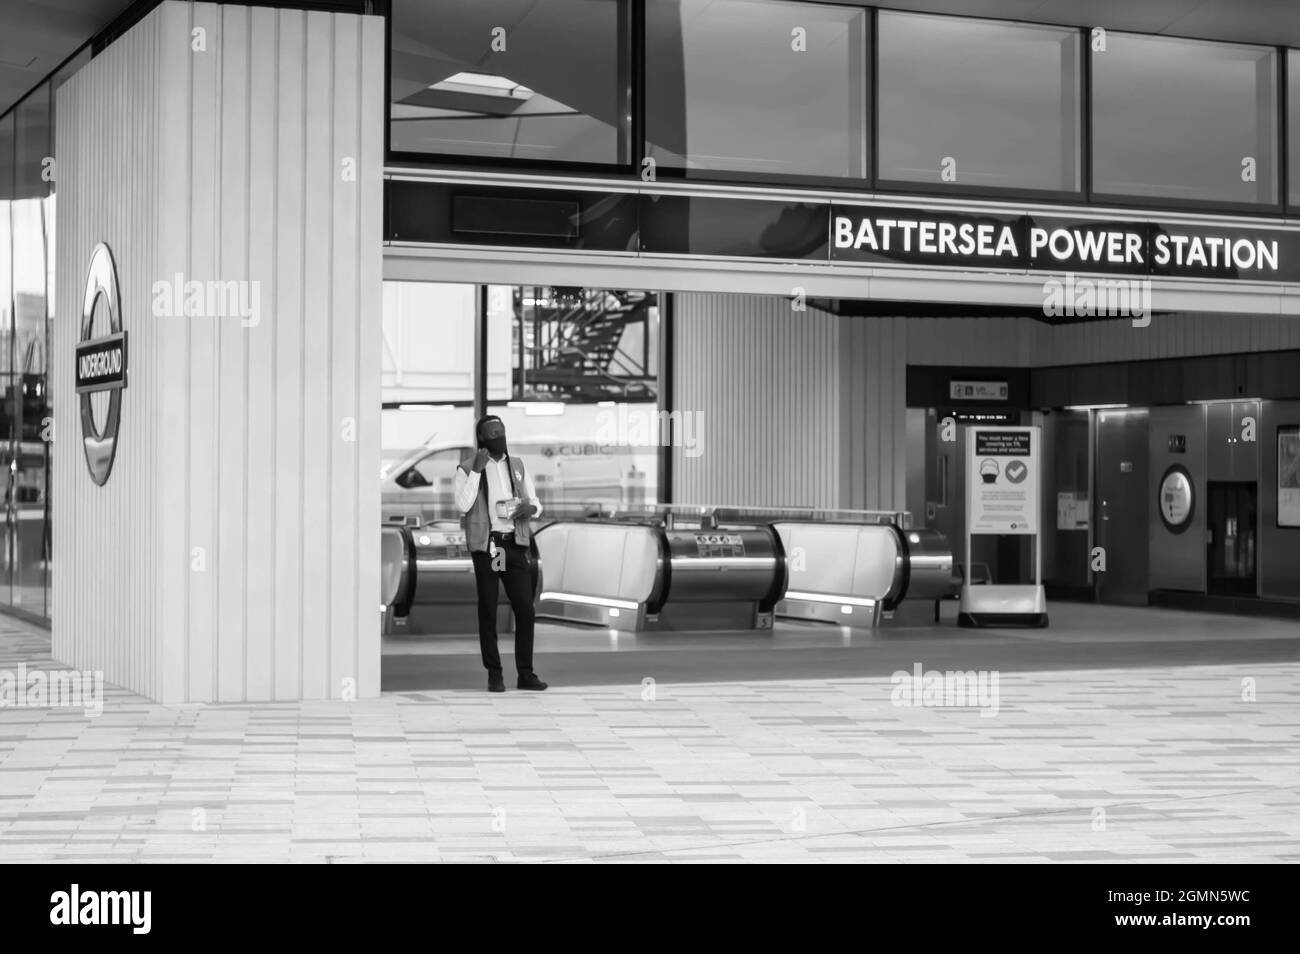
[517,673,548,691]
[488,671,506,693]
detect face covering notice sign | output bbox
[967,427,1039,535]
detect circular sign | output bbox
[78,243,127,486]
[1158,465,1195,532]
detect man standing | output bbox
[454,415,548,693]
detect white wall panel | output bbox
[53,8,164,699]
[54,1,384,703]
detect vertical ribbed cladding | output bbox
[838,313,908,511]
[671,292,841,508]
[897,312,1300,368]
[54,1,384,703]
[53,6,168,700]
[155,0,190,704]
[244,4,278,702]
[1039,311,1300,365]
[355,11,385,700]
[270,5,306,701]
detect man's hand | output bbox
[471,448,490,472]
[509,501,538,520]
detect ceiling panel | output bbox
[0,0,139,119]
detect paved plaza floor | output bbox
[1,605,1297,863]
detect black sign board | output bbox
[833,204,1300,282]
[942,408,1017,425]
[384,181,1300,283]
[75,331,128,393]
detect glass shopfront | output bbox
[380,281,662,525]
[0,50,83,621]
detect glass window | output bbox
[1290,50,1300,208]
[645,0,868,179]
[8,84,53,616]
[877,12,1080,193]
[487,402,659,513]
[0,111,14,610]
[381,281,499,402]
[389,0,630,164]
[509,286,657,402]
[1092,33,1278,205]
[379,282,662,524]
[393,447,468,489]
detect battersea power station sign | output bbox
[387,180,1300,283]
[830,205,1300,282]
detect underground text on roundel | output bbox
[49,884,151,935]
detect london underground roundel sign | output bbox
[75,243,128,485]
[1158,465,1194,533]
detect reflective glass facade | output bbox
[877,12,1080,193]
[645,0,869,179]
[389,0,631,165]
[385,3,1298,214]
[1290,50,1300,208]
[0,74,64,618]
[1092,33,1278,206]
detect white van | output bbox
[381,436,654,524]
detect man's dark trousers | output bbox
[470,532,537,675]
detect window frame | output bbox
[378,1,1300,218]
[1085,29,1285,215]
[383,0,637,175]
[640,0,873,189]
[872,9,1085,204]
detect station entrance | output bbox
[376,268,1300,689]
[376,280,970,688]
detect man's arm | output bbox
[453,461,482,514]
[523,469,542,519]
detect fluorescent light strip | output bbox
[783,591,878,607]
[539,591,639,611]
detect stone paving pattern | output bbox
[1,606,1297,863]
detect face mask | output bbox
[482,435,507,457]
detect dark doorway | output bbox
[1095,410,1150,605]
[1206,482,1258,596]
